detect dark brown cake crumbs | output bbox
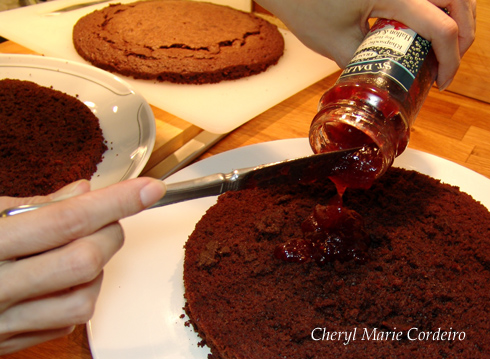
[184,167,490,359]
[0,79,107,197]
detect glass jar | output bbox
[309,18,438,191]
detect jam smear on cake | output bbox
[275,141,379,266]
[274,194,370,265]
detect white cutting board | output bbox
[0,0,339,134]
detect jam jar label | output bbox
[339,20,432,91]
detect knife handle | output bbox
[149,173,229,208]
[0,171,240,217]
[0,201,54,217]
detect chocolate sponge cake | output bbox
[0,79,107,197]
[183,167,490,358]
[73,0,285,84]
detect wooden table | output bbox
[2,8,490,356]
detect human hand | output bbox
[0,177,166,354]
[256,0,476,90]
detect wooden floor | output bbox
[412,87,490,178]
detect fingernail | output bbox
[438,79,452,92]
[140,179,166,207]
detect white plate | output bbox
[88,138,490,359]
[0,54,156,190]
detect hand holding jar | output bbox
[256,0,476,90]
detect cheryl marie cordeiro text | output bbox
[311,327,466,346]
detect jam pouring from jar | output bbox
[274,14,441,265]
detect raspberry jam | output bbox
[310,18,438,189]
[275,18,439,266]
[274,195,370,265]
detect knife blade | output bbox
[152,147,358,208]
[0,147,358,217]
[45,0,112,16]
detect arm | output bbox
[0,177,166,354]
[256,0,476,90]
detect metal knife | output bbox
[0,148,357,217]
[45,0,112,16]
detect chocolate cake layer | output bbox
[184,167,490,359]
[73,0,284,84]
[0,79,107,197]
